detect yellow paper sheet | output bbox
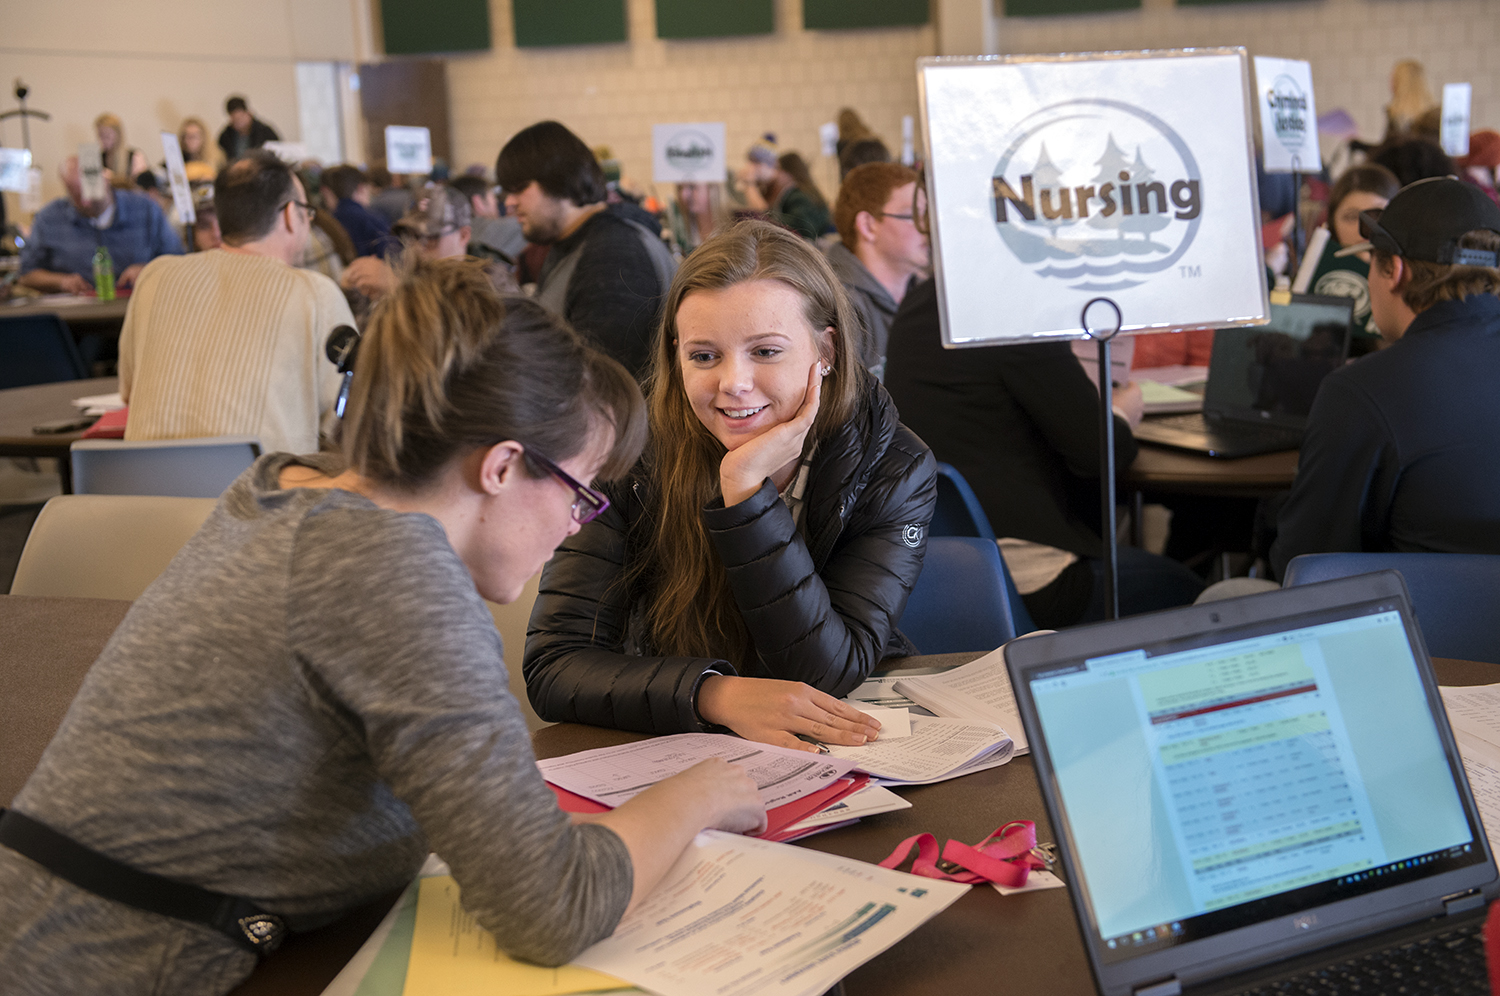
[401,876,633,996]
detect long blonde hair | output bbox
[1387,59,1437,136]
[634,220,863,667]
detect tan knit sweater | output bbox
[119,249,352,455]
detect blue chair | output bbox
[930,463,1036,633]
[0,314,86,389]
[1282,552,1500,664]
[70,437,262,498]
[898,536,1021,654]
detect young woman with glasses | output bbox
[0,258,764,992]
[525,220,937,752]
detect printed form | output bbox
[573,830,967,996]
[537,733,856,810]
[1130,633,1387,912]
[1441,683,1500,842]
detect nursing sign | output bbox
[1253,56,1321,173]
[919,49,1267,346]
[652,122,726,184]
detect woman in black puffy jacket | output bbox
[524,220,937,752]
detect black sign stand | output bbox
[1286,153,1304,279]
[1082,297,1124,620]
[0,81,50,153]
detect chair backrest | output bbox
[1283,552,1500,664]
[0,314,86,389]
[9,494,217,600]
[898,536,1020,654]
[932,463,996,541]
[71,437,261,498]
[929,464,1036,633]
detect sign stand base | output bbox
[1083,297,1123,620]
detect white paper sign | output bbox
[0,147,31,193]
[1253,56,1321,173]
[261,141,310,164]
[1442,83,1473,158]
[651,122,727,183]
[158,132,196,224]
[919,49,1268,346]
[901,114,916,166]
[21,166,43,212]
[77,142,106,200]
[384,126,432,175]
[819,121,840,158]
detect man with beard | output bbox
[497,121,675,379]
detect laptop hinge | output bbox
[1443,888,1485,916]
[1134,977,1182,996]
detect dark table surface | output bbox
[1127,442,1300,498]
[0,377,118,490]
[3,593,1495,996]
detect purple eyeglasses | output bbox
[526,450,610,525]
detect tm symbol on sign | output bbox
[1178,265,1201,278]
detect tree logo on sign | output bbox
[989,99,1204,292]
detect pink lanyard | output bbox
[878,820,1051,889]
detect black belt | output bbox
[0,808,287,955]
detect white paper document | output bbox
[993,869,1067,897]
[782,784,912,833]
[573,830,967,996]
[1441,683,1500,749]
[855,705,911,739]
[1455,731,1500,846]
[537,733,856,810]
[824,716,1013,785]
[844,675,929,714]
[893,647,1029,753]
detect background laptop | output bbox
[1133,294,1355,459]
[1005,573,1497,996]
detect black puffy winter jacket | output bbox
[523,376,937,736]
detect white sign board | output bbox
[919,49,1268,347]
[384,126,432,175]
[77,142,107,201]
[651,122,727,184]
[158,132,196,224]
[1442,83,1473,158]
[261,141,310,165]
[0,148,31,193]
[1253,56,1321,173]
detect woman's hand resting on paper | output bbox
[696,675,882,753]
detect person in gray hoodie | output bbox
[826,162,929,380]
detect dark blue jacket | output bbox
[20,191,184,280]
[333,198,396,258]
[1272,294,1500,577]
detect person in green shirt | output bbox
[1297,163,1401,354]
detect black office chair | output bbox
[0,314,86,389]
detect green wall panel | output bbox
[656,0,774,38]
[1002,0,1140,16]
[382,0,490,54]
[803,0,929,29]
[512,0,627,47]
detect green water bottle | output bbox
[93,245,115,301]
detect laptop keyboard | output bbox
[1239,920,1488,995]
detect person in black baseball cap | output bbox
[1271,176,1500,576]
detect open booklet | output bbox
[823,716,1013,785]
[328,833,967,996]
[889,645,1029,753]
[1440,683,1500,842]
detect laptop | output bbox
[1005,572,1498,996]
[1132,294,1355,459]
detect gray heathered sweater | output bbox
[0,453,632,994]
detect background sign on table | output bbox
[385,126,433,175]
[652,122,726,184]
[919,49,1268,347]
[1253,56,1321,173]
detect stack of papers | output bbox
[537,733,909,841]
[1440,683,1500,841]
[892,646,1029,754]
[824,716,1014,785]
[343,833,968,996]
[70,392,126,415]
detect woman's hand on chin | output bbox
[718,361,825,507]
[696,675,880,753]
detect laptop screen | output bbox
[1203,295,1354,424]
[1025,596,1485,964]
